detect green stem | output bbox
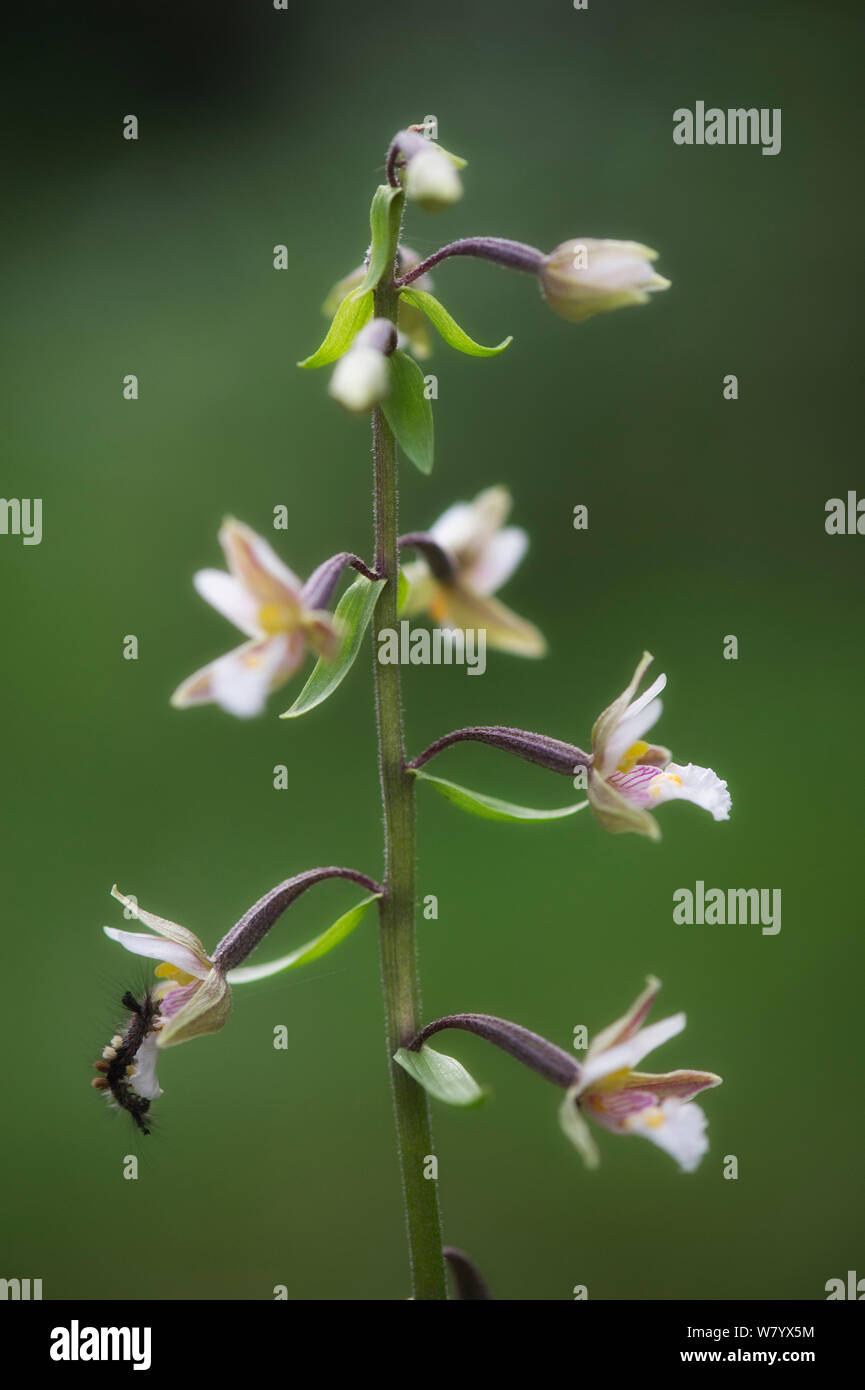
[371,216,447,1301]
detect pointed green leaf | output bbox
[394,1044,485,1107]
[400,288,512,357]
[225,893,381,984]
[357,184,404,294]
[382,350,434,474]
[298,289,374,368]
[281,575,385,718]
[412,769,588,823]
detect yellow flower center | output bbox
[650,770,682,798]
[154,962,196,987]
[258,602,298,635]
[617,740,650,774]
[624,1104,666,1131]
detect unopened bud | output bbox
[540,239,670,324]
[328,319,396,413]
[403,145,463,211]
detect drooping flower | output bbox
[587,651,731,839]
[400,486,546,657]
[540,239,670,324]
[560,977,722,1171]
[399,138,463,211]
[104,887,232,1049]
[328,319,396,413]
[171,519,338,718]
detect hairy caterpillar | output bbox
[91,988,163,1135]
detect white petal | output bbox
[430,487,512,563]
[219,519,303,604]
[586,975,661,1059]
[102,927,210,978]
[624,671,667,719]
[464,527,528,596]
[129,1033,163,1100]
[210,635,300,719]
[646,762,732,821]
[173,634,306,719]
[625,1099,710,1172]
[328,346,389,412]
[193,569,261,638]
[109,887,210,958]
[578,1012,686,1091]
[600,695,665,776]
[430,501,479,553]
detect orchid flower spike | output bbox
[171,519,338,718]
[588,651,731,839]
[400,486,546,658]
[560,977,722,1172]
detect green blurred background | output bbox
[3,0,863,1300]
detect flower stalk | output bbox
[370,189,447,1301]
[393,236,545,287]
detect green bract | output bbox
[394,1044,485,1107]
[381,350,434,474]
[358,184,405,294]
[412,769,588,823]
[281,575,385,718]
[225,893,381,983]
[399,288,512,357]
[298,289,374,369]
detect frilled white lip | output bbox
[623,1098,710,1173]
[129,1033,163,1101]
[609,761,731,821]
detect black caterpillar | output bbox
[91,989,162,1134]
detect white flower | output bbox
[559,977,722,1172]
[403,145,463,210]
[587,652,731,838]
[540,239,670,323]
[104,887,232,1049]
[401,485,546,657]
[329,344,390,412]
[171,519,337,718]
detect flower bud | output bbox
[540,239,670,323]
[328,319,396,413]
[403,145,463,210]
